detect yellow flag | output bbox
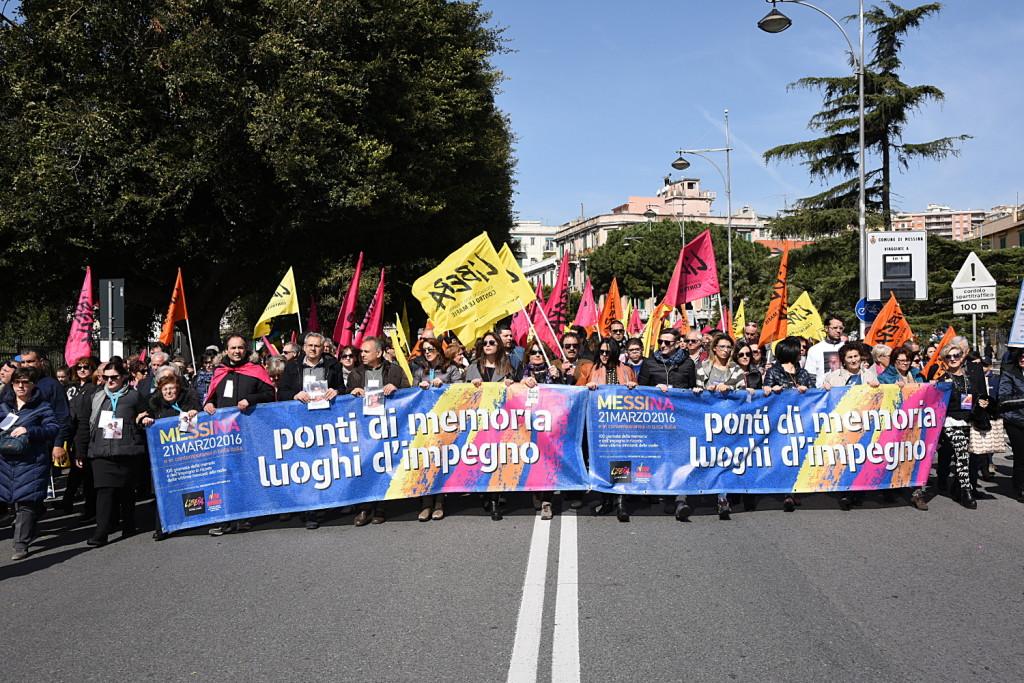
[498,243,536,310]
[387,328,414,385]
[642,302,673,356]
[732,300,745,340]
[413,233,519,343]
[253,267,299,338]
[786,291,825,342]
[622,299,633,331]
[393,313,411,355]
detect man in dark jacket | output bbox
[277,332,345,403]
[637,328,696,391]
[202,335,275,414]
[347,336,409,526]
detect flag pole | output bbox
[536,305,567,360]
[184,318,198,366]
[520,304,552,367]
[296,312,303,336]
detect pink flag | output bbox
[675,230,720,304]
[531,300,561,352]
[261,336,280,356]
[573,278,598,329]
[627,308,644,335]
[308,296,320,333]
[663,246,686,309]
[354,268,385,346]
[544,252,571,332]
[64,267,94,365]
[534,281,546,310]
[333,252,364,346]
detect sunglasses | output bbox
[736,352,751,359]
[102,374,122,381]
[599,349,611,356]
[483,340,497,347]
[423,347,437,353]
[76,365,91,371]
[685,339,701,344]
[658,339,675,346]
[340,353,354,359]
[529,349,544,356]
[563,343,579,349]
[610,329,625,334]
[947,352,962,360]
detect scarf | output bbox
[654,347,687,366]
[204,360,274,404]
[104,384,130,414]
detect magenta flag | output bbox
[354,268,385,347]
[261,336,280,356]
[64,267,94,365]
[511,309,531,347]
[544,252,571,332]
[333,252,363,346]
[534,280,546,309]
[675,229,720,304]
[308,296,321,333]
[627,308,644,335]
[573,278,598,329]
[531,300,561,353]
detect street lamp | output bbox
[673,109,735,317]
[757,0,867,335]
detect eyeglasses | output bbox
[340,353,354,359]
[947,352,962,360]
[895,358,910,364]
[483,340,498,347]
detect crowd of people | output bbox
[1,312,1021,561]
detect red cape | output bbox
[204,362,274,405]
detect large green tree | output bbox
[764,1,969,236]
[0,0,514,346]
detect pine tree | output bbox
[763,2,970,236]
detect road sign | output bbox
[951,252,996,317]
[855,298,883,323]
[953,300,996,315]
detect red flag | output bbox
[159,268,189,346]
[759,248,790,348]
[64,267,94,364]
[598,278,623,336]
[663,246,686,309]
[290,330,297,344]
[574,278,599,330]
[544,252,571,332]
[627,308,644,335]
[511,309,531,347]
[308,296,320,333]
[531,300,561,353]
[354,268,386,346]
[534,280,546,310]
[866,291,913,350]
[333,252,364,346]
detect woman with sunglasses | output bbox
[733,341,763,390]
[934,339,989,509]
[580,338,643,522]
[0,367,60,560]
[762,337,814,512]
[465,331,515,520]
[61,356,100,517]
[513,340,562,520]
[76,356,150,546]
[337,345,361,387]
[411,340,462,521]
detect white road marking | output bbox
[552,511,580,683]
[507,514,552,683]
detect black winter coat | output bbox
[0,389,60,503]
[637,354,696,389]
[346,360,410,393]
[86,388,148,459]
[148,389,203,420]
[207,364,276,409]
[277,355,346,401]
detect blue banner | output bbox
[147,384,588,533]
[587,384,950,495]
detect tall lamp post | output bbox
[757,0,867,336]
[672,109,734,316]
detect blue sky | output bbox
[480,0,1024,225]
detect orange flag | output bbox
[159,268,189,346]
[922,325,955,380]
[758,248,789,348]
[598,278,623,336]
[866,291,913,350]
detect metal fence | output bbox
[0,339,67,368]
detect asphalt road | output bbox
[2,453,1022,683]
